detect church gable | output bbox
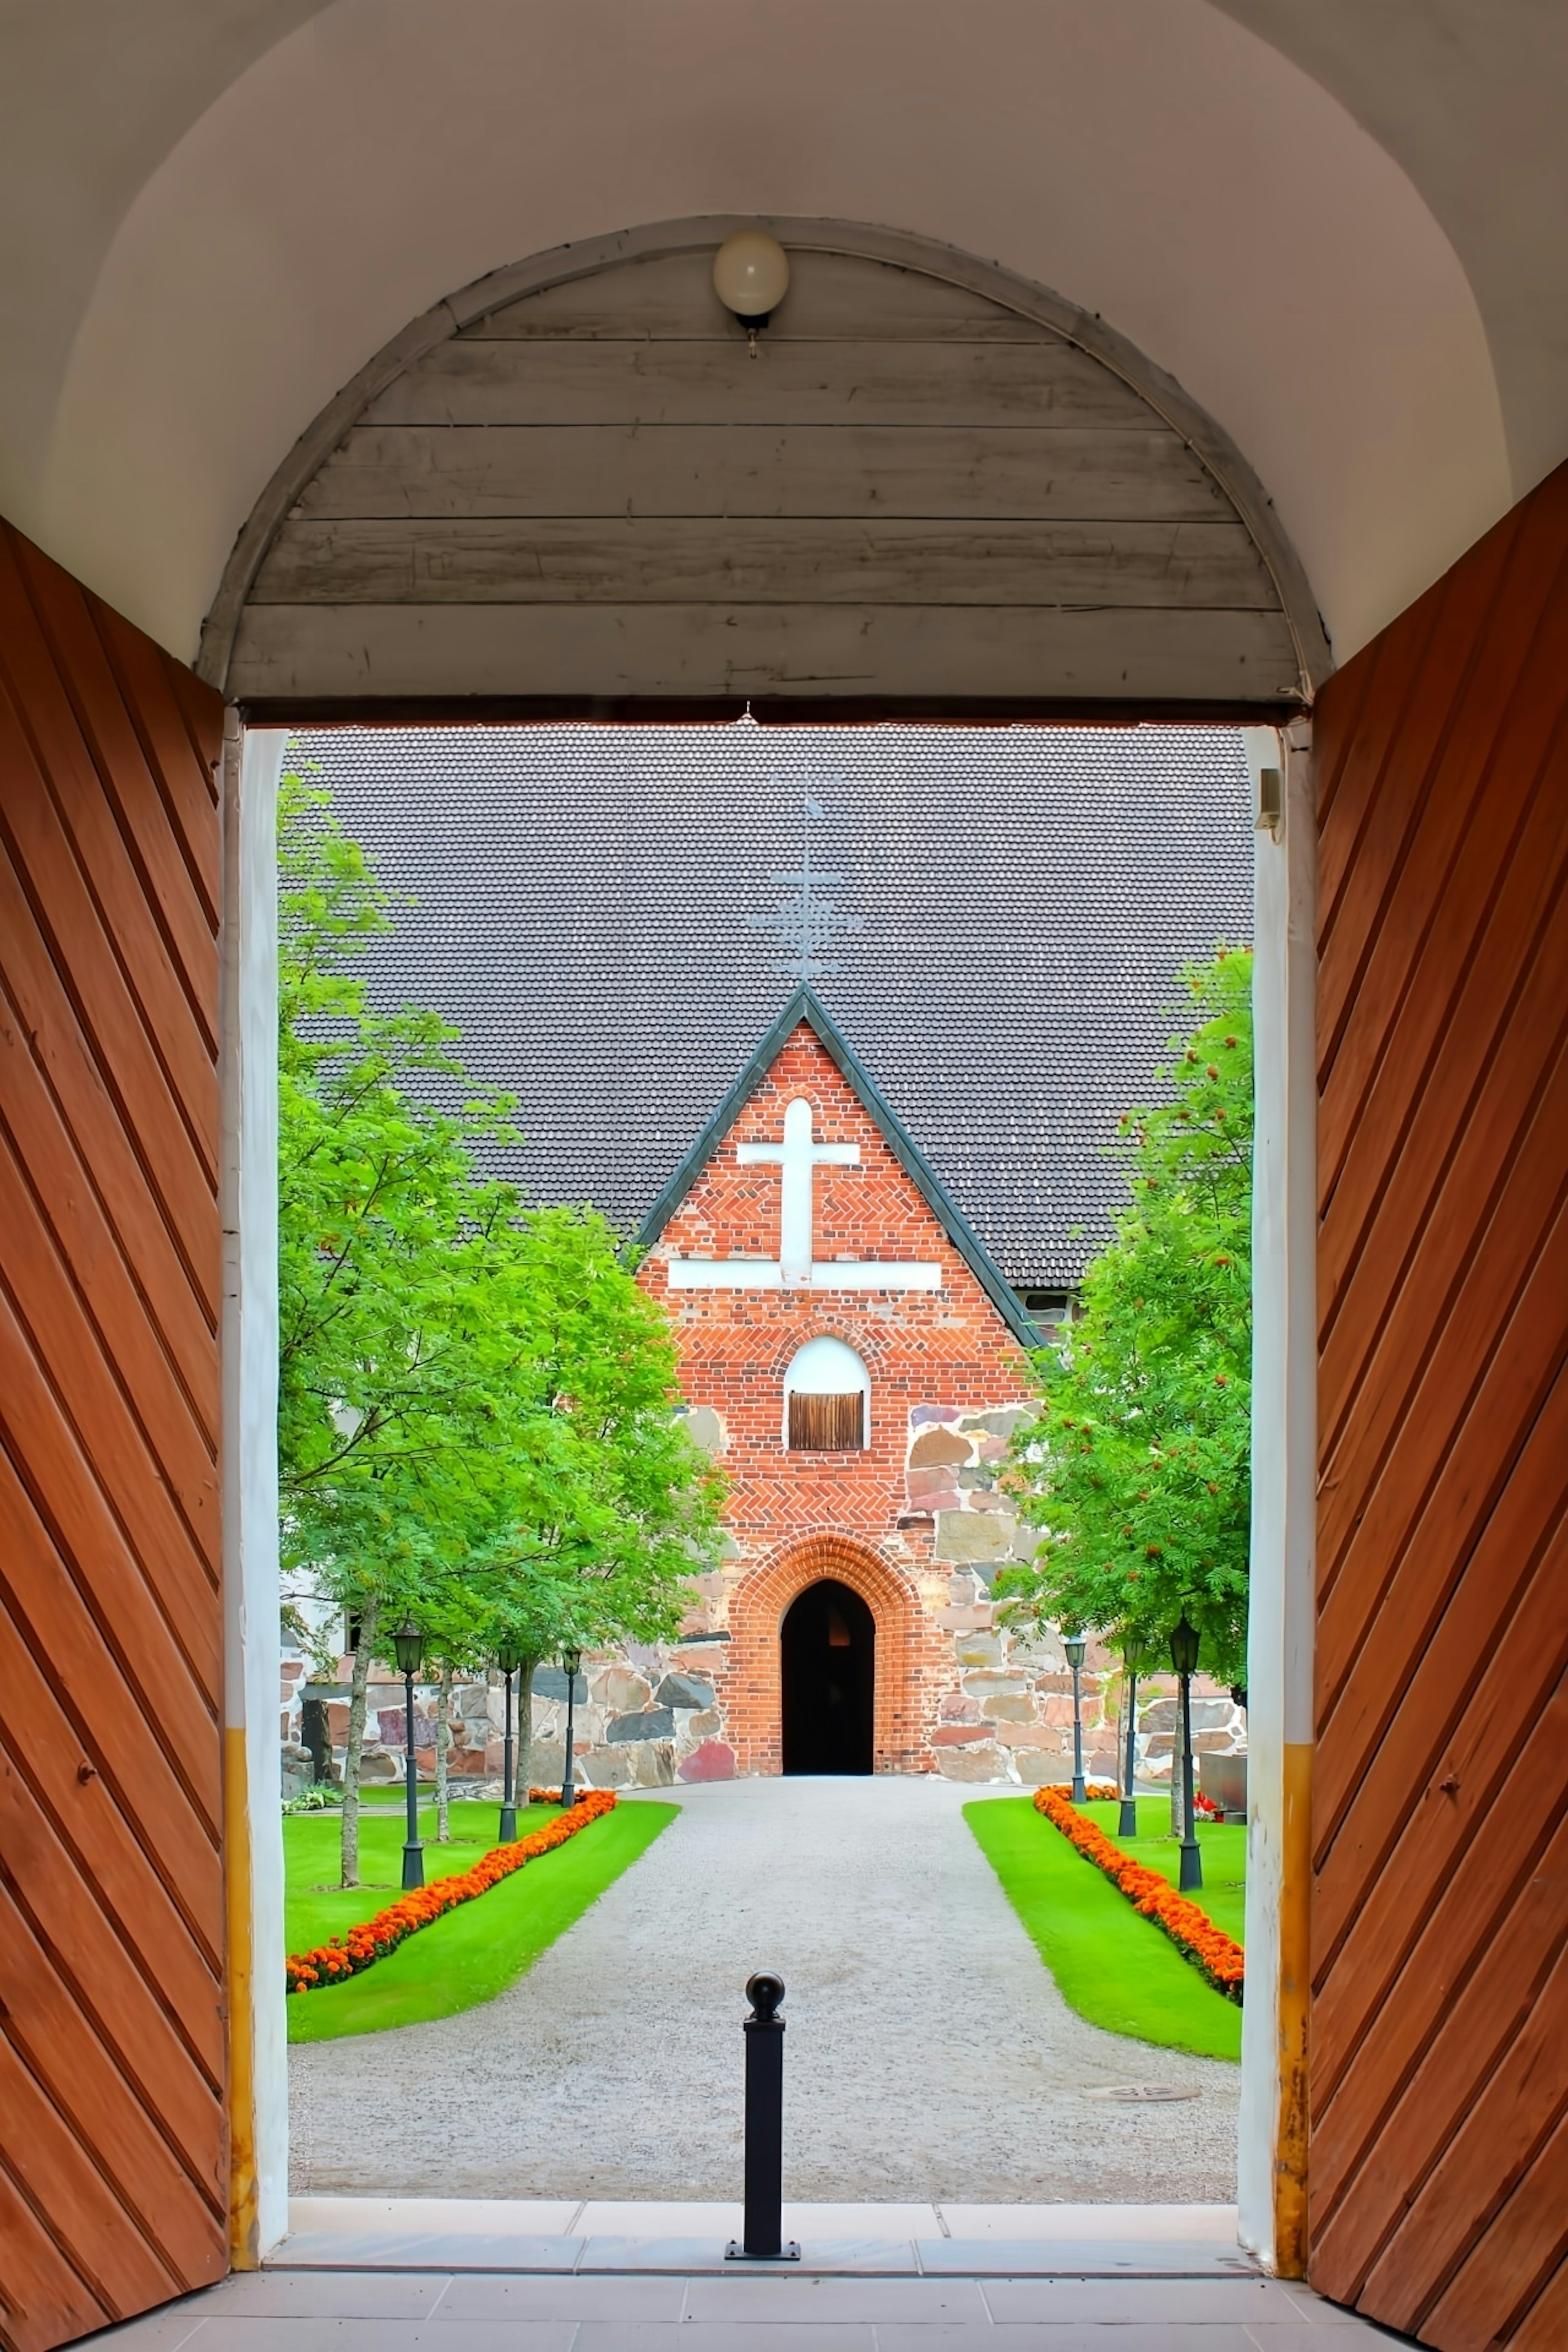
[639,990,1037,1345]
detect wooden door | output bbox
[0,523,227,2350]
[1312,462,1568,2346]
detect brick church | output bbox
[281,723,1253,1788]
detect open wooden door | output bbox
[0,524,227,2350]
[1311,463,1568,2345]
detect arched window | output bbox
[784,1336,870,1452]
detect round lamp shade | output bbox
[713,229,791,321]
[1063,1634,1088,1672]
[497,1640,523,1676]
[392,1620,424,1677]
[561,1644,583,1677]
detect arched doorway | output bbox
[781,1578,875,1774]
[726,1534,940,1775]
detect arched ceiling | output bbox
[0,0,1558,673]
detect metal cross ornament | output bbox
[748,790,863,981]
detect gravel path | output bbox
[290,1777,1238,2203]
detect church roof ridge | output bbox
[637,986,1044,1348]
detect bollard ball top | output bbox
[746,1971,786,2020]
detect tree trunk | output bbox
[517,1655,539,1800]
[341,1596,377,1888]
[436,1663,453,1840]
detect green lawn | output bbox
[284,1798,677,2043]
[964,1796,1242,2062]
[1078,1797,1248,1943]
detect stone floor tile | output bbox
[921,2240,1248,2277]
[286,2198,583,2237]
[1245,2325,1409,2347]
[578,2236,915,2274]
[270,2232,579,2271]
[1275,2285,1401,2329]
[87,2307,214,2352]
[575,2202,744,2236]
[194,2274,453,2316]
[438,2273,686,2321]
[935,2205,1238,2244]
[981,2278,1304,2325]
[982,2328,1264,2350]
[684,2278,990,2323]
[168,2324,574,2352]
[639,2328,875,2352]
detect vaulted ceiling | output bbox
[0,0,1560,671]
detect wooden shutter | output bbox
[1310,461,1568,2346]
[788,1391,864,1451]
[0,523,227,2352]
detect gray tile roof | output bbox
[292,722,1254,1286]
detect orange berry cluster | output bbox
[1033,1784,1244,2004]
[284,1788,618,1996]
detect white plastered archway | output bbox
[25,0,1508,666]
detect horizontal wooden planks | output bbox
[226,239,1297,704]
[227,598,1301,704]
[0,521,225,2352]
[367,336,1156,428]
[252,513,1276,609]
[298,421,1230,524]
[460,245,1049,341]
[1310,461,1568,2347]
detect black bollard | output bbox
[724,1972,800,2262]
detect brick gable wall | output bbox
[281,1026,1249,1797]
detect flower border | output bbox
[1033,1784,1244,2003]
[285,1789,617,1994]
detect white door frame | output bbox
[220,719,1317,2272]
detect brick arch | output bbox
[726,1534,941,1776]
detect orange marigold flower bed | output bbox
[1032,1784,1244,2005]
[285,1789,617,1996]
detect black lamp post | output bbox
[392,1618,425,1890]
[1169,1613,1203,1893]
[559,1644,582,1809]
[1063,1631,1088,1802]
[497,1639,522,1842]
[1120,1635,1148,1838]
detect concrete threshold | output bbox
[271,2196,1251,2278]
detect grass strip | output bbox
[965,1796,1241,2062]
[283,1800,559,1958]
[1080,1797,1247,1944]
[287,1799,677,2042]
[1034,1786,1245,2002]
[286,1790,617,1993]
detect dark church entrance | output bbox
[781,1578,875,1774]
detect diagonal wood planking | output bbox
[1310,462,1568,2347]
[0,522,226,2352]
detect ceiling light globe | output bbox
[713,229,791,321]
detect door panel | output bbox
[0,522,226,2352]
[1312,462,1568,2346]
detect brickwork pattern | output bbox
[641,1026,1035,1557]
[723,1534,952,1775]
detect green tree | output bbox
[1000,948,1253,1688]
[277,772,723,1880]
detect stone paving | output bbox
[94,2259,1400,2351]
[290,1777,1239,2204]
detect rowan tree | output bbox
[1000,948,1253,1688]
[277,772,723,1881]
